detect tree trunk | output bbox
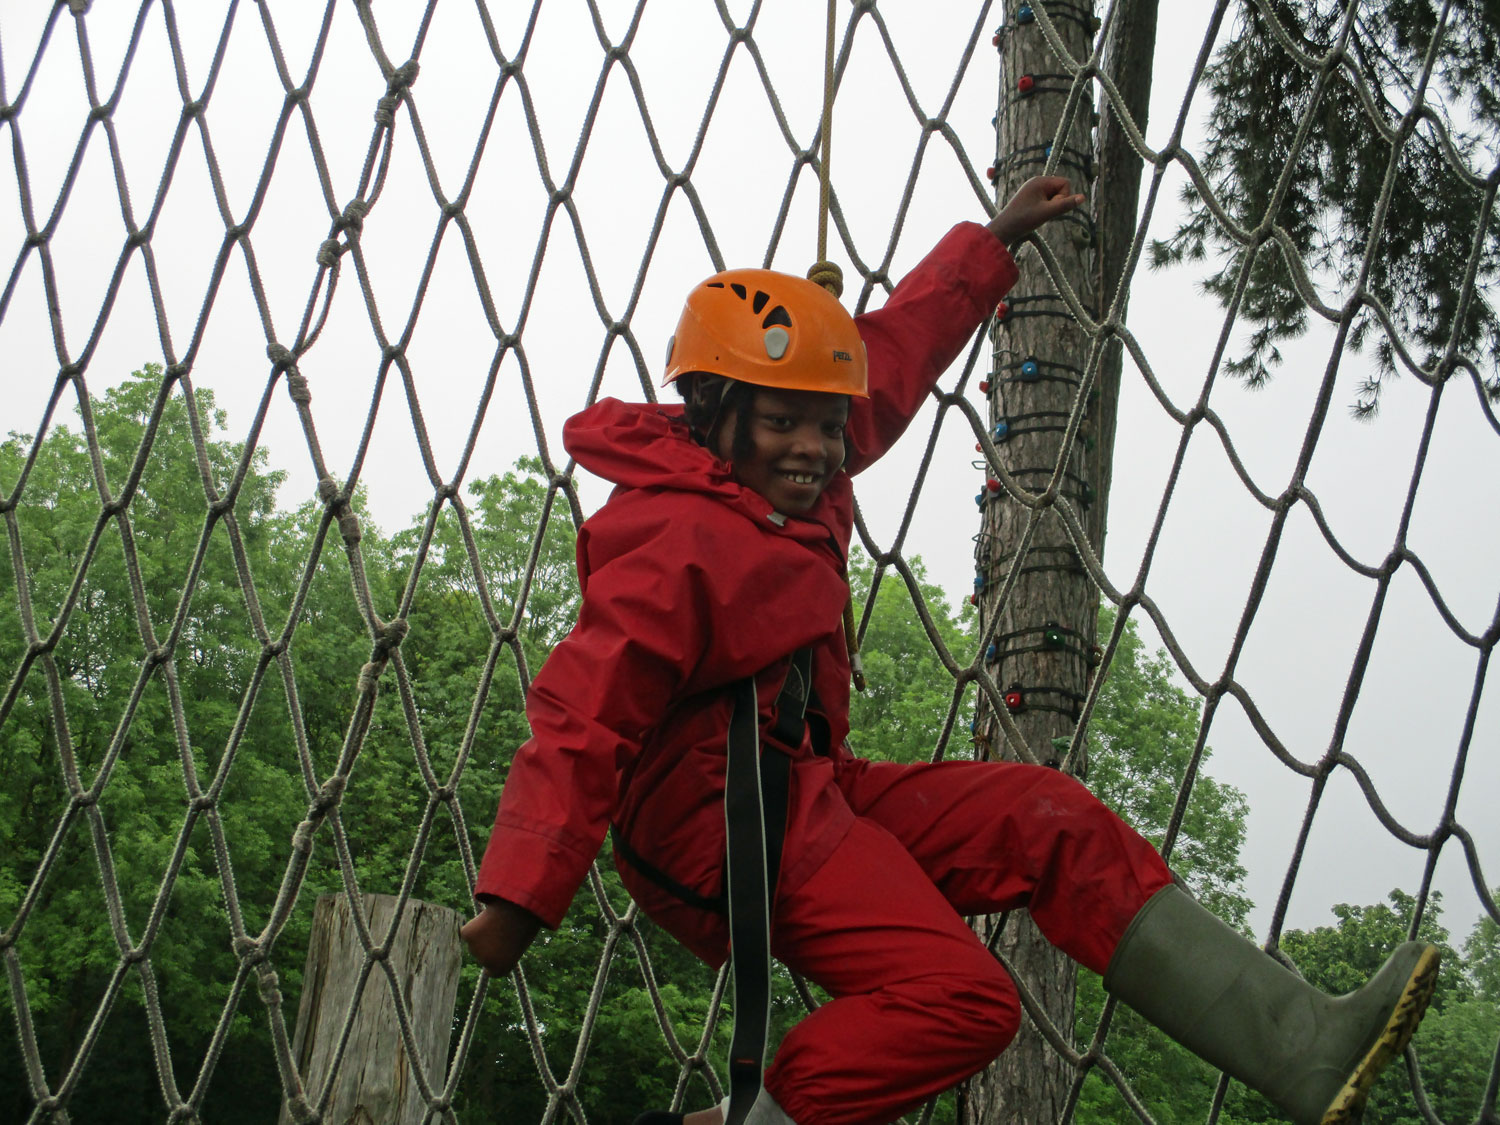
[279,893,462,1125]
[962,1,1157,1121]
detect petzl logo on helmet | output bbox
[833,349,853,362]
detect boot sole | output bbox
[1318,944,1441,1124]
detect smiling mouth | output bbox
[779,471,820,485]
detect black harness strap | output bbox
[724,675,771,1125]
[724,647,810,1125]
[610,650,813,1125]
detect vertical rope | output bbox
[807,0,845,301]
[805,0,865,690]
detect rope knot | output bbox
[338,199,369,233]
[317,237,342,267]
[256,968,283,1010]
[234,935,263,963]
[806,261,843,298]
[316,476,341,505]
[287,373,312,406]
[374,61,419,126]
[313,776,346,812]
[191,794,215,813]
[357,661,382,694]
[375,618,409,654]
[337,509,362,543]
[266,343,294,370]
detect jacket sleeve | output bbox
[844,222,1019,474]
[473,516,709,928]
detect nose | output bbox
[789,423,830,462]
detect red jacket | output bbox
[475,223,1018,948]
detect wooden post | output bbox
[280,894,462,1125]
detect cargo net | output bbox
[1,2,1497,1124]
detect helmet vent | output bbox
[752,290,769,314]
[762,305,792,330]
[707,282,725,288]
[730,283,748,299]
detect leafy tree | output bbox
[1154,0,1500,411]
[846,548,975,765]
[0,367,299,1122]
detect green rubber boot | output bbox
[1104,885,1440,1124]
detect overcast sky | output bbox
[3,0,1496,941]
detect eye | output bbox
[761,414,794,430]
[822,422,846,439]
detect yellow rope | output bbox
[805,0,864,690]
[807,0,843,300]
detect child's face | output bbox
[715,387,849,515]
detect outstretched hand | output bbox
[460,897,544,977]
[986,176,1086,245]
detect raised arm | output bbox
[844,176,1085,473]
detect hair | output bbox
[676,373,757,462]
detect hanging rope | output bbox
[804,0,866,691]
[807,0,844,301]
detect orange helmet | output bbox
[662,268,868,397]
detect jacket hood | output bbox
[563,397,852,546]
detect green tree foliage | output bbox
[0,369,725,1123]
[846,549,974,764]
[1,368,299,1121]
[1155,0,1500,413]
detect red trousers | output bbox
[732,759,1172,1125]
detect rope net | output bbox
[1,1,1495,1123]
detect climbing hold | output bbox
[993,419,1010,442]
[996,300,1010,321]
[985,642,999,662]
[1020,358,1040,381]
[1081,481,1096,507]
[1017,4,1035,23]
[1043,622,1065,648]
[979,378,991,393]
[1017,74,1035,94]
[1004,684,1024,712]
[986,165,999,183]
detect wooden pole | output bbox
[280,893,462,1125]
